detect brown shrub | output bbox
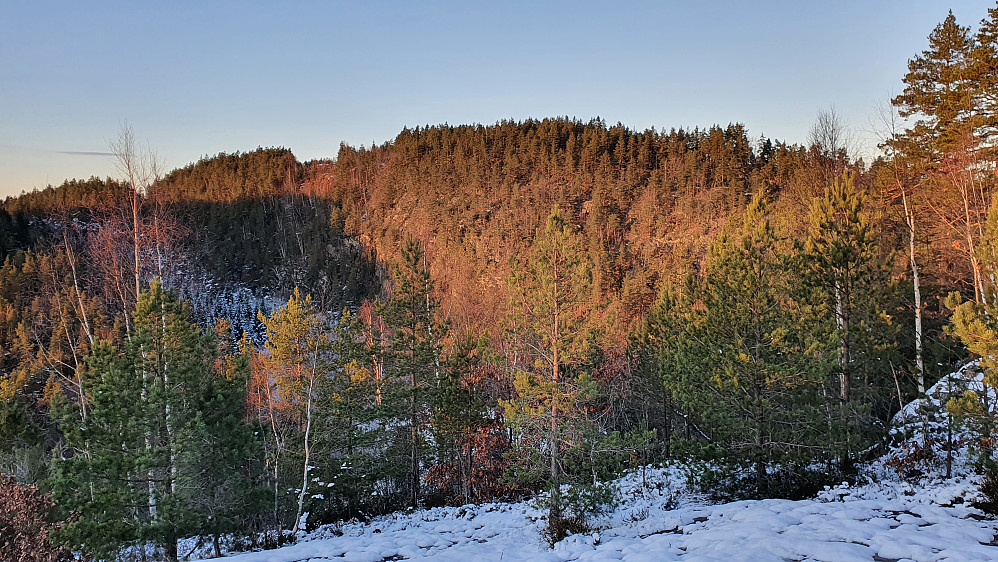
[0,475,75,562]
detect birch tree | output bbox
[259,288,329,533]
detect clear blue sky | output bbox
[0,1,992,198]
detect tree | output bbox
[258,288,329,534]
[505,206,604,537]
[800,171,896,466]
[242,329,298,535]
[945,198,998,454]
[653,193,824,495]
[973,4,998,160]
[309,309,387,522]
[192,320,271,557]
[109,125,161,332]
[376,236,446,509]
[807,107,851,188]
[875,99,935,451]
[426,334,512,504]
[51,281,264,561]
[892,10,989,302]
[0,246,107,485]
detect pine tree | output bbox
[893,11,977,160]
[892,10,989,302]
[51,281,265,561]
[945,198,998,453]
[50,340,144,560]
[376,236,446,509]
[654,194,824,495]
[310,309,386,521]
[974,4,998,157]
[193,321,270,556]
[504,206,607,539]
[427,334,505,504]
[800,171,896,467]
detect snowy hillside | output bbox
[194,364,998,562]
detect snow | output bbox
[893,361,994,428]
[192,468,998,562]
[193,364,998,562]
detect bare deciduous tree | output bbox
[110,124,160,306]
[809,106,855,186]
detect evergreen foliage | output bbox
[944,200,998,450]
[309,310,387,522]
[152,148,299,203]
[257,288,330,533]
[503,207,638,540]
[799,171,898,463]
[425,334,513,504]
[890,9,996,301]
[50,281,267,561]
[376,237,447,509]
[650,194,826,495]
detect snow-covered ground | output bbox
[197,471,997,562]
[196,364,998,562]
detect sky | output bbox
[0,0,993,198]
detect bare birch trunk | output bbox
[293,367,316,534]
[901,189,929,450]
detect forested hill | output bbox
[151,148,376,316]
[6,114,974,359]
[0,148,377,341]
[306,118,866,339]
[0,117,981,556]
[0,118,948,347]
[152,147,300,202]
[0,120,869,342]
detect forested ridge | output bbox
[3,5,998,560]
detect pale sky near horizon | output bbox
[0,1,993,198]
